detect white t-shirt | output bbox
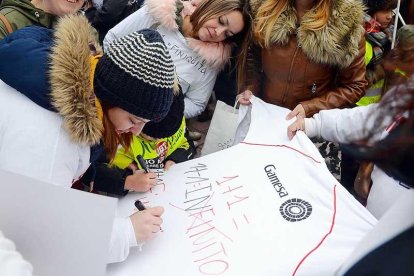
[107,97,376,275]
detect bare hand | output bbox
[164,160,176,171]
[236,90,253,105]
[287,116,305,140]
[286,104,305,120]
[129,206,164,244]
[125,170,157,192]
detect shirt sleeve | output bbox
[304,104,381,143]
[0,231,33,276]
[103,5,156,51]
[107,217,138,263]
[183,70,217,118]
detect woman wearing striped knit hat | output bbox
[0,14,180,262]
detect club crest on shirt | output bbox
[156,141,168,162]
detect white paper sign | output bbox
[0,170,117,276]
[107,98,377,276]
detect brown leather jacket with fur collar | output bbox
[246,0,368,116]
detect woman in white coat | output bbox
[0,15,180,263]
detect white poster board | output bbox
[0,170,117,276]
[108,98,377,276]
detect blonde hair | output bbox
[254,0,331,48]
[236,0,331,91]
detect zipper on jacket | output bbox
[282,45,300,104]
[311,82,317,94]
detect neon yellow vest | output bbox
[112,117,189,170]
[357,41,382,106]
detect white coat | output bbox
[0,15,137,263]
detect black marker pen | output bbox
[136,154,149,173]
[134,200,146,211]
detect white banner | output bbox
[107,97,377,276]
[0,170,116,276]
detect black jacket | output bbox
[85,0,144,44]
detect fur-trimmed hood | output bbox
[145,0,232,69]
[49,15,103,146]
[0,14,102,146]
[249,0,365,68]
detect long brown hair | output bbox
[190,0,249,44]
[100,101,133,161]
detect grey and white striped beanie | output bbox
[94,29,176,122]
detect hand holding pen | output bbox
[124,155,157,192]
[129,201,164,251]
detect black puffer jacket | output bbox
[85,0,144,44]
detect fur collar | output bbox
[249,0,365,68]
[145,0,231,69]
[49,14,103,146]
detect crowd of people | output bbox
[0,0,413,275]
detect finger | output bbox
[238,98,252,105]
[296,109,305,118]
[236,95,245,103]
[134,169,145,175]
[243,90,252,100]
[286,109,298,120]
[297,104,305,117]
[151,225,161,233]
[149,179,157,187]
[152,217,163,226]
[147,172,157,179]
[141,184,151,192]
[237,91,252,102]
[239,100,249,105]
[287,119,304,140]
[287,124,296,140]
[148,206,164,216]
